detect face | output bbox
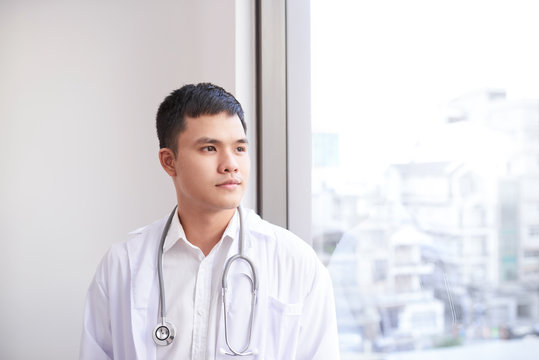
[159,112,250,215]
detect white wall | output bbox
[0,1,255,358]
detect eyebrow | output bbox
[194,137,249,145]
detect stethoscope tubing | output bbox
[154,205,258,356]
[157,205,178,321]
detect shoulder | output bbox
[244,208,317,259]
[244,208,325,287]
[96,215,168,282]
[124,216,166,258]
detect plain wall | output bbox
[0,0,255,358]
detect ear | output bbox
[158,148,177,177]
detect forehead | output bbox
[179,112,246,143]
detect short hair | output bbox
[156,83,246,154]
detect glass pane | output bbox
[311,1,539,359]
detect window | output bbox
[305,0,539,358]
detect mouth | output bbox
[216,179,242,189]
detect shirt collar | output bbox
[162,208,240,254]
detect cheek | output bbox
[175,172,212,199]
[239,160,250,182]
[179,168,210,186]
[175,161,209,186]
[178,158,212,177]
[241,156,251,173]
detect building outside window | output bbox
[309,1,539,358]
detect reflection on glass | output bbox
[311,1,539,359]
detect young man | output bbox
[80,83,340,359]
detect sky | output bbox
[311,0,539,183]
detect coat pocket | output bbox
[267,296,303,359]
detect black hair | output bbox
[156,83,246,154]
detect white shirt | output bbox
[80,207,340,360]
[157,210,238,359]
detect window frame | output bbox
[256,0,312,243]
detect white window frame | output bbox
[257,0,312,244]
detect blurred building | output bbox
[450,90,539,290]
[320,89,539,353]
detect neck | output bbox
[176,205,236,256]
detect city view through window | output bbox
[310,1,539,359]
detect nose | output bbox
[218,150,239,173]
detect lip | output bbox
[216,179,242,189]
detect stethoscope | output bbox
[153,205,258,357]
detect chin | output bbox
[216,198,243,210]
[222,202,242,210]
[200,191,245,212]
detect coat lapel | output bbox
[127,219,165,360]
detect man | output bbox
[80,83,340,359]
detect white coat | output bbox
[80,209,340,359]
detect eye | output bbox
[236,146,247,152]
[202,145,216,152]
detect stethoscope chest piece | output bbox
[153,319,176,346]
